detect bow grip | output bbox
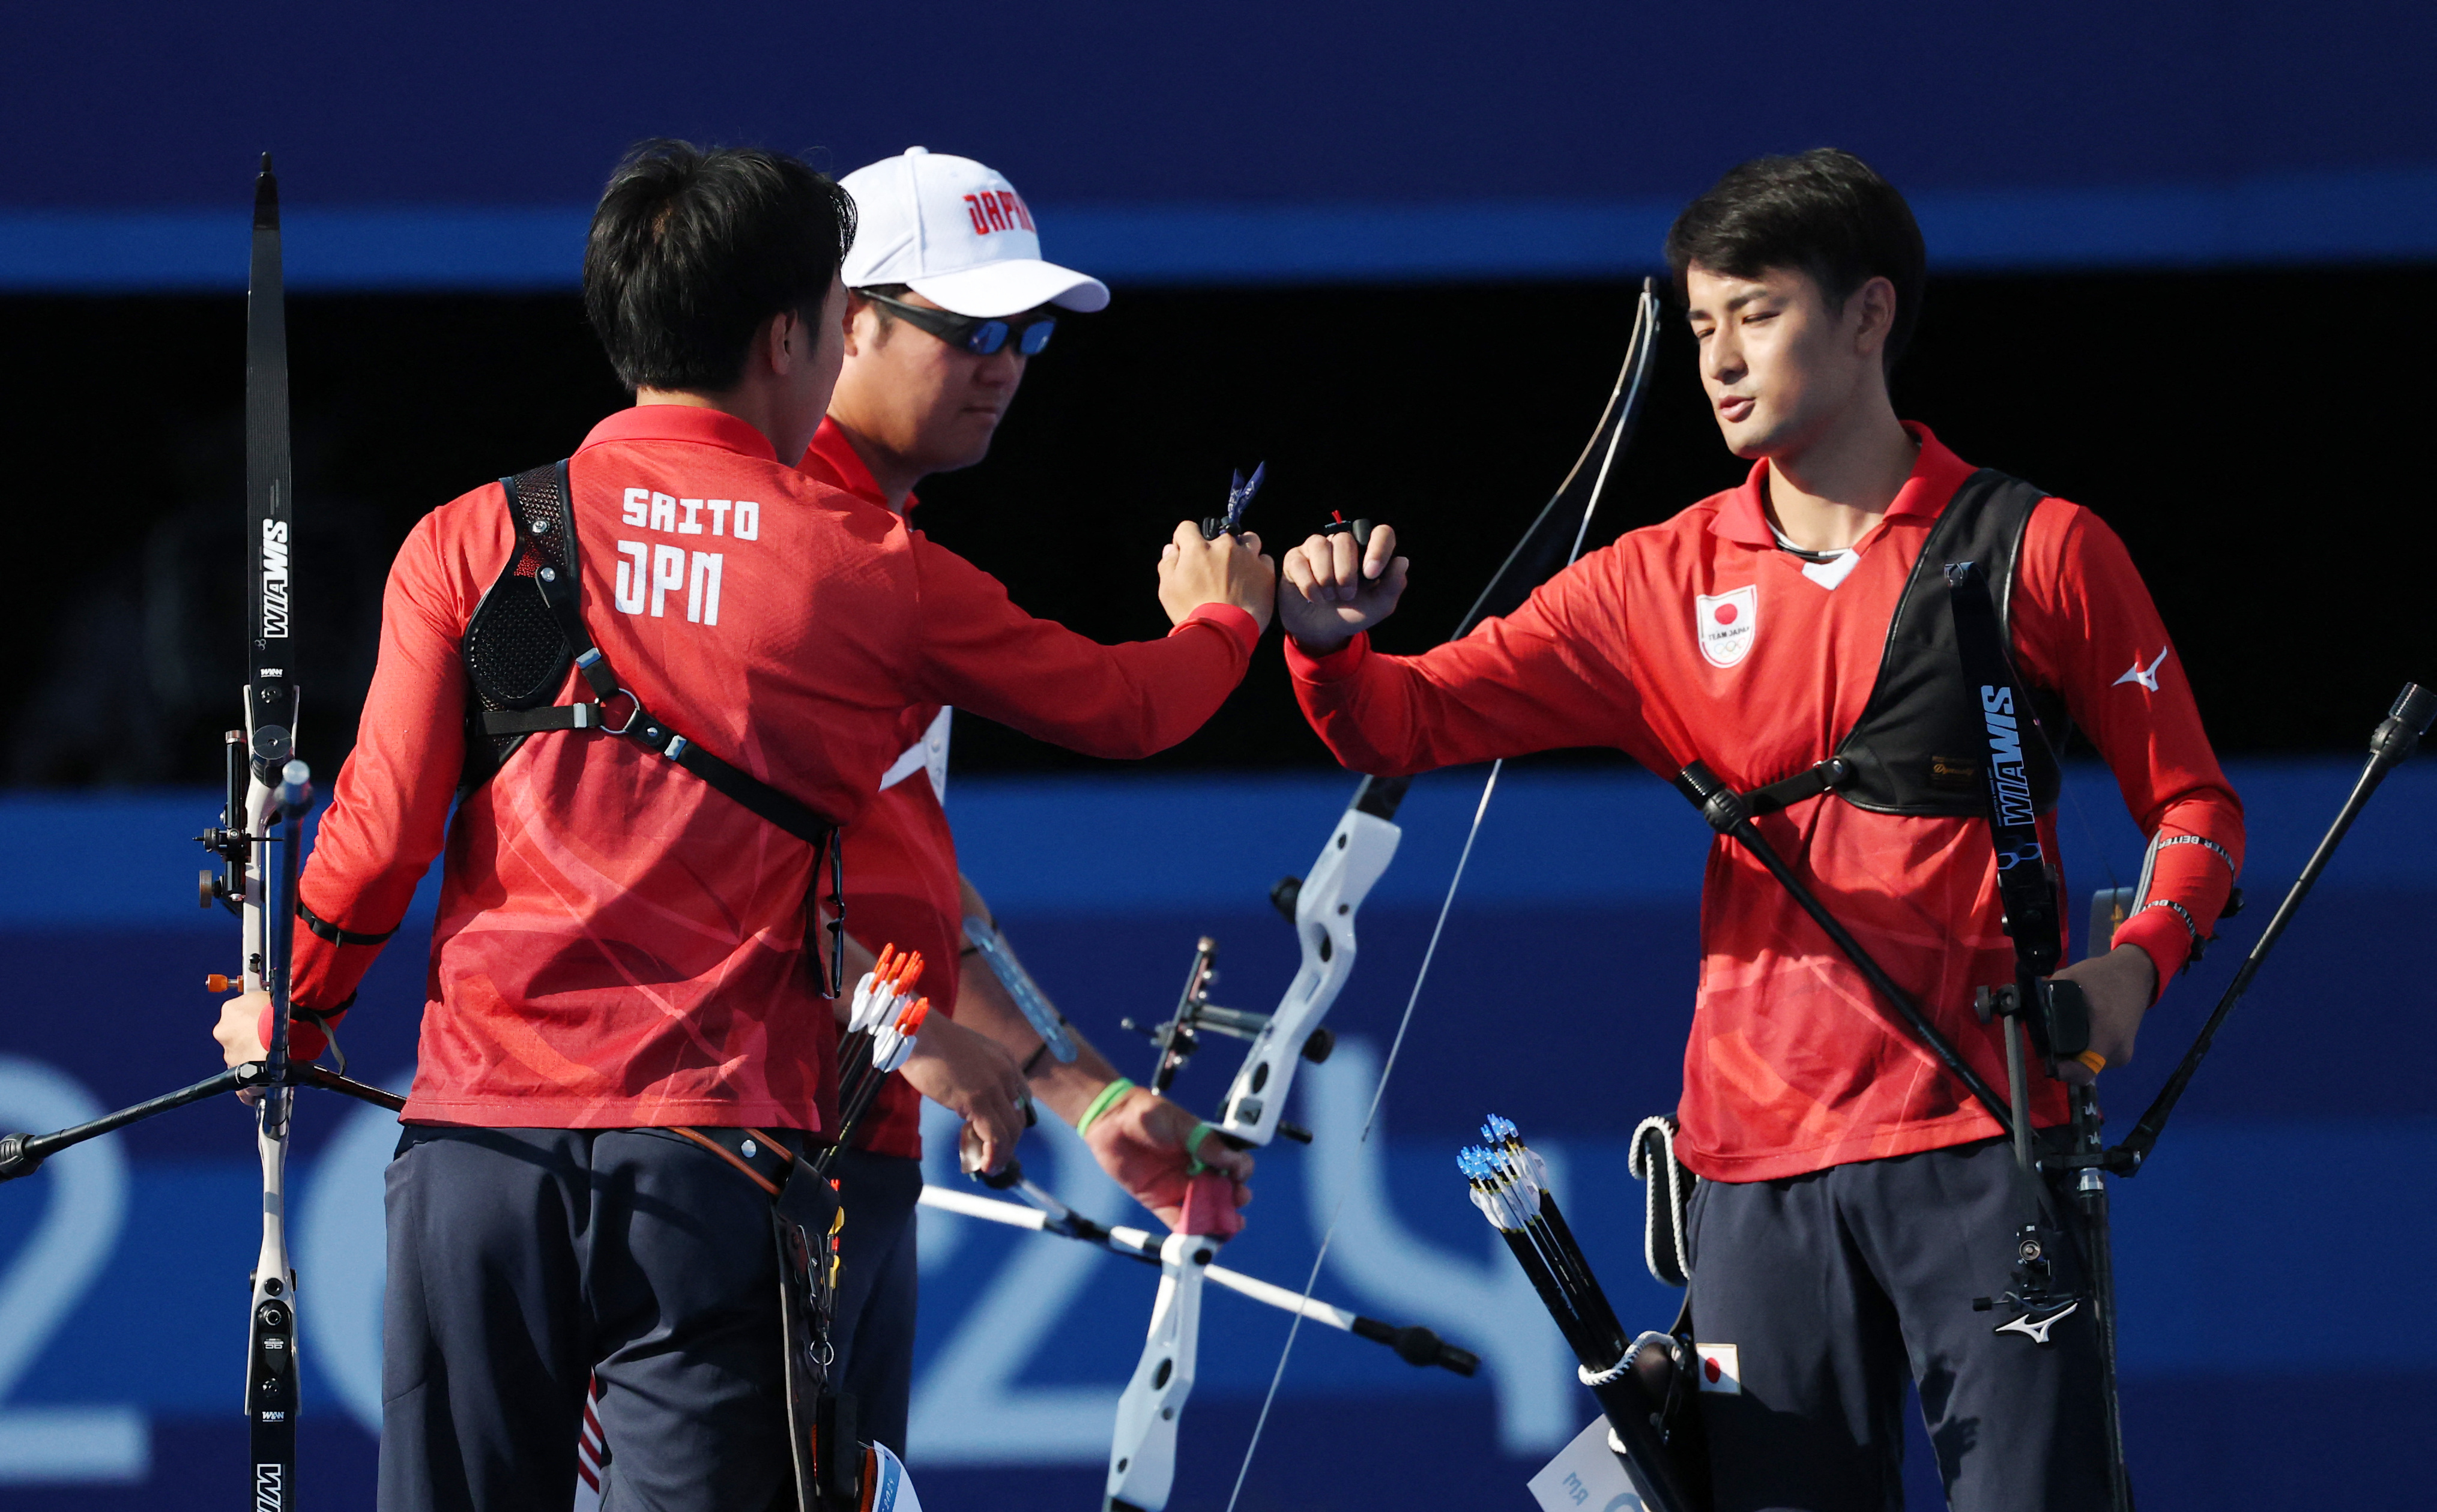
[2035,977,2092,1060]
[1179,1169,1242,1240]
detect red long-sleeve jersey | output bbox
[1289,426,2242,1181]
[292,404,1254,1133]
[800,418,965,1160]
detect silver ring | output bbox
[599,688,642,736]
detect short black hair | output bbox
[584,140,857,392]
[1664,149,1925,367]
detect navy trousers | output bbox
[822,1148,924,1456]
[378,1125,803,1512]
[1685,1137,2113,1512]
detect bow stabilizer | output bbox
[2105,681,2433,1175]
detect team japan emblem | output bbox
[1696,586,1758,667]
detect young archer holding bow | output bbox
[1278,150,2242,1511]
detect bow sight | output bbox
[1122,933,1336,1144]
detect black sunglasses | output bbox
[859,291,1057,357]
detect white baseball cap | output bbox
[839,147,1110,318]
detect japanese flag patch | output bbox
[1696,586,1757,668]
[1695,1342,1742,1394]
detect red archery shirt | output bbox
[292,403,1255,1134]
[800,418,965,1160]
[1289,426,2243,1182]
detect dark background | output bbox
[11,4,2433,218]
[6,266,2430,787]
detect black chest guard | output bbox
[461,463,582,791]
[1745,468,2067,819]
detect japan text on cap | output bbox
[839,147,1110,318]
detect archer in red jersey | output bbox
[781,145,1258,1458]
[210,142,1273,1512]
[1279,151,2240,1511]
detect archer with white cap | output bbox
[798,147,1260,1459]
[818,146,1108,502]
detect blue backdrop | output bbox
[6,3,2436,287]
[0,760,2430,1508]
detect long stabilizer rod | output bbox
[0,1065,250,1181]
[917,1183,1478,1375]
[2112,681,2433,1172]
[0,1061,407,1184]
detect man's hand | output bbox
[947,880,1254,1230]
[215,990,270,1068]
[1082,1083,1254,1233]
[1158,522,1276,634]
[2048,944,2157,1087]
[1279,522,1409,655]
[899,1014,1031,1175]
[214,991,270,1104]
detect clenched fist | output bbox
[1158,522,1275,633]
[1279,521,1408,654]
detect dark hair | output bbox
[1664,149,1925,367]
[584,140,857,392]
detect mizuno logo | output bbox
[1978,685,2036,830]
[2113,647,2168,693]
[260,517,291,639]
[1994,1301,2079,1345]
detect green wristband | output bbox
[1185,1120,1219,1176]
[1075,1077,1137,1137]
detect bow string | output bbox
[1221,279,1664,1511]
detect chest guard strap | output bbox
[459,460,848,994]
[461,463,583,788]
[1746,469,2066,819]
